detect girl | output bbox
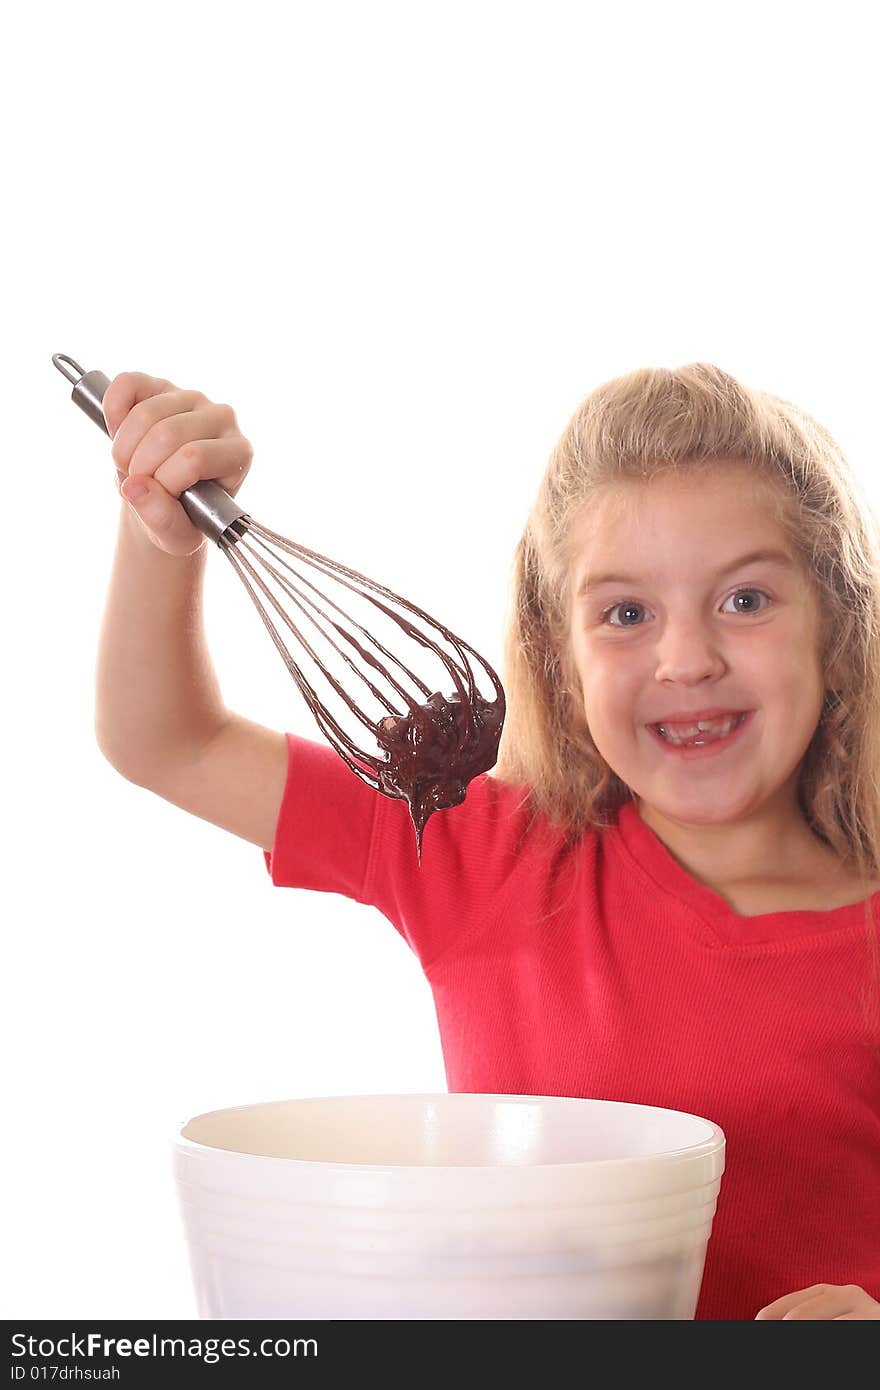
[98,363,880,1320]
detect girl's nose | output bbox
[653,622,727,685]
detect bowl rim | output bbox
[172,1092,727,1175]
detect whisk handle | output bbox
[53,353,249,546]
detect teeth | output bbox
[656,715,743,745]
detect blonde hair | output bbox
[493,364,880,1023]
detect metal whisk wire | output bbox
[219,518,494,790]
[54,353,504,796]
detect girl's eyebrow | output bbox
[577,548,797,597]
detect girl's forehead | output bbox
[564,473,804,595]
[575,468,790,541]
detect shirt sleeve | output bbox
[263,733,380,902]
[263,733,535,972]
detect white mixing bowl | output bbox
[172,1092,725,1320]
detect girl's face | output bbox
[566,466,826,831]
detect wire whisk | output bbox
[54,353,505,857]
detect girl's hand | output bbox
[755,1283,880,1319]
[103,372,254,556]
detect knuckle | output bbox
[176,441,200,466]
[155,442,204,498]
[173,442,205,485]
[108,370,136,394]
[149,419,179,454]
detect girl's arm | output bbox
[95,372,289,852]
[95,501,228,776]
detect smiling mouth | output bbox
[652,712,748,745]
[648,710,753,753]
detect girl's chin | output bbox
[638,796,752,827]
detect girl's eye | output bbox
[602,601,647,628]
[722,589,771,617]
[601,588,771,628]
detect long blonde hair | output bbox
[493,363,880,1021]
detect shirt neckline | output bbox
[612,799,879,945]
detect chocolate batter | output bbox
[231,522,507,861]
[376,688,506,856]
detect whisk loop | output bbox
[54,354,506,857]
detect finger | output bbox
[782,1289,855,1320]
[828,1287,880,1319]
[110,383,205,472]
[755,1283,831,1319]
[832,1301,880,1319]
[784,1289,850,1323]
[101,371,178,442]
[120,473,207,557]
[126,402,240,481]
[151,435,253,501]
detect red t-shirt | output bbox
[264,733,880,1321]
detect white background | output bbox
[2,0,878,1317]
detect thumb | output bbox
[120,475,206,556]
